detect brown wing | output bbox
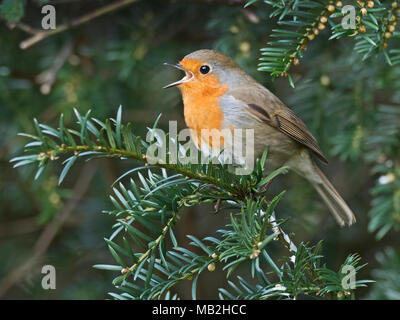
[230,88,328,164]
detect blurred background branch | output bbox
[14,0,142,49]
[35,39,73,94]
[0,164,96,298]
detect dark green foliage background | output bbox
[0,0,399,299]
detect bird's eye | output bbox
[199,65,211,74]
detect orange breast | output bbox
[182,88,225,131]
[181,85,228,148]
[178,58,228,148]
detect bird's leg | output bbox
[214,198,222,214]
[257,177,277,203]
[258,178,274,195]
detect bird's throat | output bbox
[180,82,228,143]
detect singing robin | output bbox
[163,49,356,226]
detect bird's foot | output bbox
[214,198,222,214]
[258,179,274,195]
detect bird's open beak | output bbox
[163,62,194,89]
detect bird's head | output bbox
[163,49,249,95]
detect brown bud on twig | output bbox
[385,32,393,38]
[207,262,216,272]
[121,268,129,275]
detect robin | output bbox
[163,49,356,226]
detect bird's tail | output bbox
[310,162,356,226]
